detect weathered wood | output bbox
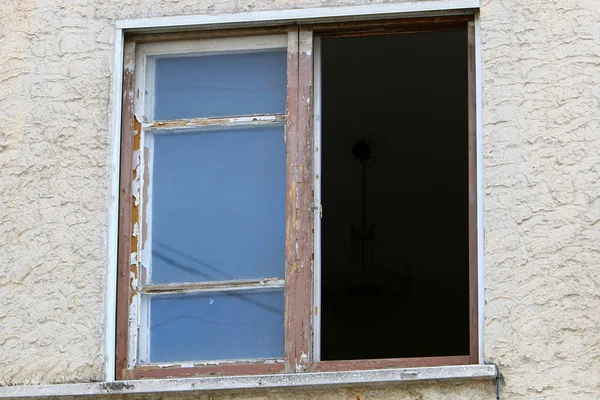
[284,27,315,374]
[295,28,314,372]
[142,278,285,294]
[129,26,288,43]
[312,356,472,372]
[118,16,478,379]
[119,30,297,380]
[132,362,285,379]
[467,19,479,364]
[308,15,469,37]
[143,114,285,132]
[283,26,300,374]
[116,40,137,380]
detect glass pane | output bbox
[153,50,287,120]
[149,289,284,363]
[150,125,285,284]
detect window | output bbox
[116,16,478,380]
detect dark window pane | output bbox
[150,125,285,284]
[320,31,470,360]
[148,290,284,363]
[154,50,287,120]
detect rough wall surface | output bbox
[0,0,598,399]
[43,382,495,400]
[480,0,600,398]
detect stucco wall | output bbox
[41,383,496,400]
[0,0,599,398]
[480,0,600,398]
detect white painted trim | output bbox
[116,1,479,30]
[0,365,496,398]
[312,36,322,362]
[104,27,124,383]
[144,53,155,122]
[474,12,485,364]
[138,129,153,364]
[134,41,147,121]
[141,130,154,283]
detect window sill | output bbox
[0,365,497,398]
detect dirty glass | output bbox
[153,50,287,120]
[149,289,284,362]
[150,125,286,284]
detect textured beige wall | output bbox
[0,0,599,398]
[480,0,600,398]
[39,383,495,400]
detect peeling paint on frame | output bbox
[120,32,296,379]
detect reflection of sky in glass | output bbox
[149,290,284,362]
[150,125,286,284]
[154,50,287,120]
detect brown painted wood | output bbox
[128,26,288,43]
[120,28,300,381]
[312,356,472,372]
[117,17,479,380]
[131,362,285,379]
[309,15,470,37]
[283,27,300,374]
[284,27,315,374]
[115,40,137,381]
[467,20,479,365]
[294,28,314,372]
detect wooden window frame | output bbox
[116,15,478,380]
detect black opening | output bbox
[320,30,470,361]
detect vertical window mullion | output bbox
[284,26,300,374]
[284,26,315,373]
[297,28,315,370]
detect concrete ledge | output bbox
[0,365,496,398]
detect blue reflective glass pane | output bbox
[150,125,285,284]
[149,290,284,363]
[154,50,287,120]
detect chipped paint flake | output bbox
[130,252,137,266]
[132,222,140,238]
[132,150,142,207]
[144,114,285,131]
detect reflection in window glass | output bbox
[154,50,287,120]
[150,125,286,284]
[149,290,284,363]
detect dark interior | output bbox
[320,29,470,360]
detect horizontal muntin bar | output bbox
[141,277,285,294]
[143,114,285,131]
